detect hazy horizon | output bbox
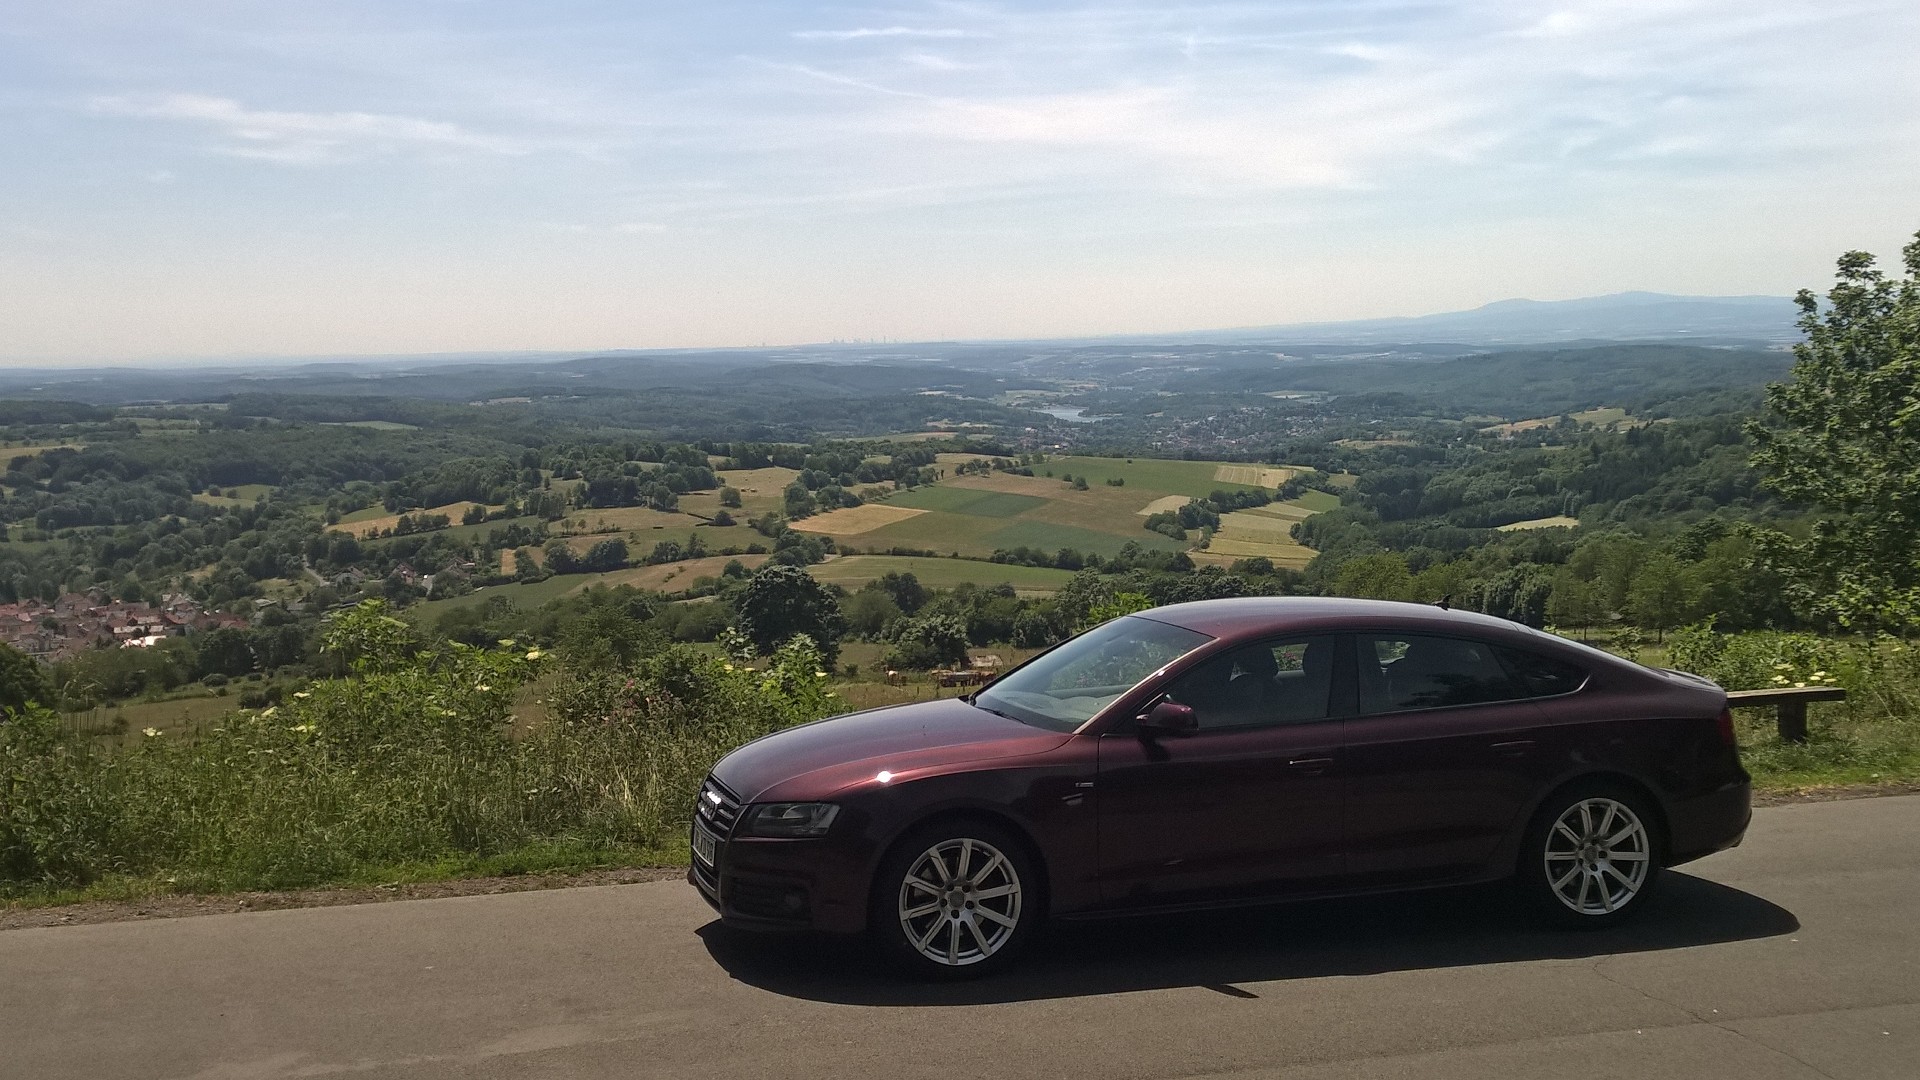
[3,1,1916,364]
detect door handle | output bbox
[1287,757,1335,772]
[1490,739,1535,757]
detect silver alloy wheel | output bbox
[897,837,1023,967]
[1543,797,1652,916]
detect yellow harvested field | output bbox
[338,502,488,538]
[1212,465,1298,487]
[1136,495,1190,517]
[1215,510,1300,535]
[583,554,769,593]
[1497,515,1581,531]
[1197,536,1317,568]
[791,503,930,536]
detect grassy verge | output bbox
[3,839,687,911]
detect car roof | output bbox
[1132,596,1547,642]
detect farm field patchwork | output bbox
[808,555,1076,594]
[790,503,928,536]
[823,457,1337,562]
[1043,456,1270,497]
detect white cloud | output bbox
[91,93,524,164]
[793,27,978,41]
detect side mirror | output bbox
[1139,700,1197,735]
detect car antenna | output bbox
[1436,595,1451,611]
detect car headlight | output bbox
[741,802,840,838]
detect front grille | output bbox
[695,776,743,836]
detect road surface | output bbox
[3,795,1916,1080]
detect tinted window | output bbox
[1359,635,1520,714]
[1166,637,1335,729]
[1496,646,1588,698]
[975,615,1211,732]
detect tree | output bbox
[543,537,581,575]
[843,589,902,639]
[733,564,845,665]
[1748,231,1920,628]
[0,643,54,714]
[1333,552,1413,601]
[1627,554,1693,642]
[1546,569,1607,640]
[885,613,971,670]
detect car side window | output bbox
[1165,636,1335,729]
[1495,646,1589,698]
[1358,634,1521,714]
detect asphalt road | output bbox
[3,795,1916,1080]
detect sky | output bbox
[1,0,1916,363]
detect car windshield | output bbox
[973,615,1212,732]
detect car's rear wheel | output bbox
[1520,783,1662,928]
[871,820,1038,979]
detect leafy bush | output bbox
[0,603,841,897]
[1666,622,1920,787]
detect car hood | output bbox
[711,697,1072,804]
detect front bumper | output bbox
[1665,779,1752,866]
[688,818,870,934]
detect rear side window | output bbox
[1495,647,1589,698]
[1359,635,1521,714]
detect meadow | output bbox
[799,457,1332,563]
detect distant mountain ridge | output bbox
[1217,292,1799,346]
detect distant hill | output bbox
[1218,292,1799,346]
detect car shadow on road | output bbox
[697,872,1798,1005]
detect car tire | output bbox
[1519,781,1664,929]
[871,818,1040,979]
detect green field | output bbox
[192,483,274,508]
[1043,456,1270,497]
[809,555,1076,594]
[887,486,1047,518]
[320,420,420,431]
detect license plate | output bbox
[692,824,717,866]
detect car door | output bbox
[1096,635,1349,906]
[1339,632,1560,886]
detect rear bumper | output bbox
[1665,779,1752,866]
[688,821,870,934]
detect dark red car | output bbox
[690,598,1750,977]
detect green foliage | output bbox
[0,643,55,714]
[0,626,843,896]
[1334,552,1413,601]
[1085,591,1154,626]
[1662,626,1920,788]
[733,563,845,665]
[884,614,971,671]
[1749,232,1920,629]
[321,599,417,675]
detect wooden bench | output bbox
[1725,685,1847,744]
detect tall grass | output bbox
[1,605,839,899]
[1669,624,1920,787]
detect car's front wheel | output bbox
[1520,783,1663,928]
[872,820,1038,978]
